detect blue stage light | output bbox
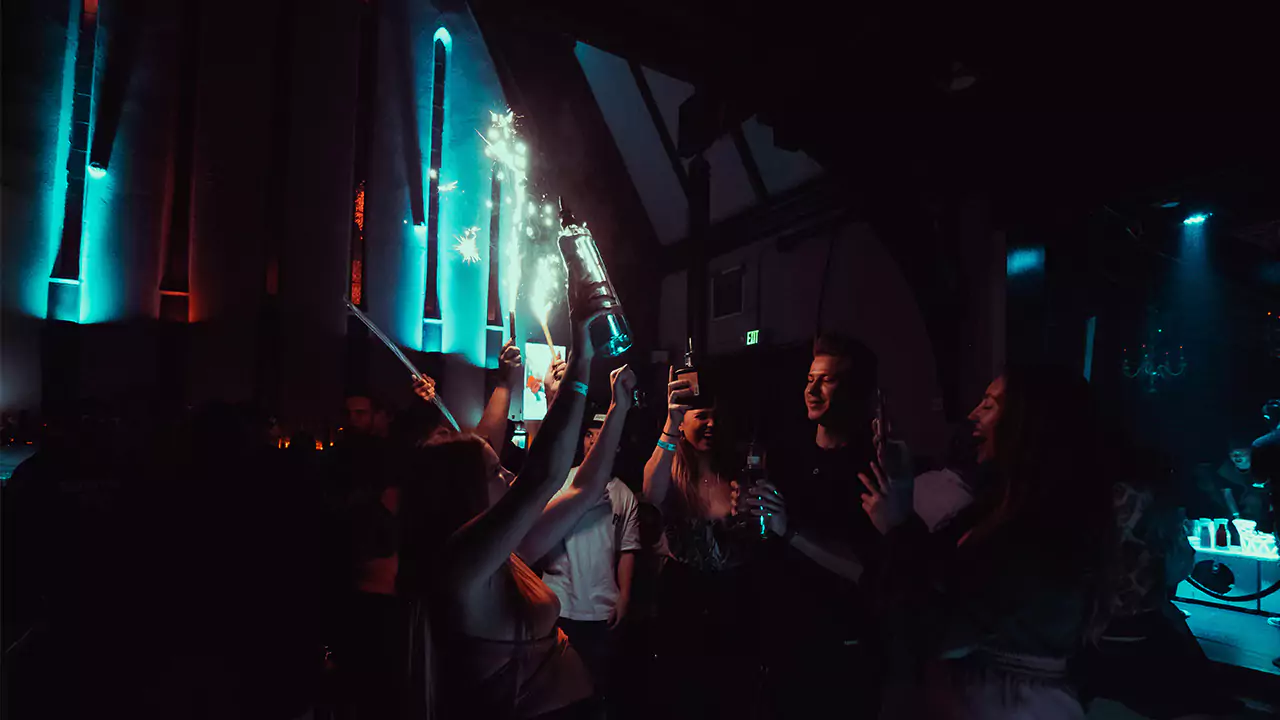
[1183,213,1211,225]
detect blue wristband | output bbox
[657,439,677,452]
[568,380,588,397]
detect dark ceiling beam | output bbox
[676,90,755,157]
[658,176,845,274]
[628,60,689,198]
[730,125,768,203]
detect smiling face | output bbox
[681,407,716,452]
[805,355,849,424]
[968,376,1006,464]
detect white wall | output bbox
[660,221,950,457]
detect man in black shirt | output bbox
[740,334,881,719]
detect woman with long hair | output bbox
[396,303,632,720]
[641,369,760,719]
[862,364,1116,720]
[643,370,741,571]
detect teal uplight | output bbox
[1183,212,1211,225]
[30,11,80,320]
[87,163,106,179]
[78,166,119,324]
[1006,247,1045,276]
[433,26,452,49]
[399,222,428,351]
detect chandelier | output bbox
[1122,327,1186,393]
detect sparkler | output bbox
[479,110,529,320]
[453,226,481,264]
[531,255,563,357]
[343,298,460,431]
[480,109,537,424]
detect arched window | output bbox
[423,28,449,319]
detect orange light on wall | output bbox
[350,184,366,305]
[351,260,363,306]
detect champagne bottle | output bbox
[673,337,700,396]
[557,199,633,357]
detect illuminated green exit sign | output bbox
[746,330,760,346]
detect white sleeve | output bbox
[913,469,975,533]
[616,483,642,553]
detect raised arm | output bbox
[472,340,523,452]
[517,365,637,564]
[642,367,692,506]
[442,313,597,592]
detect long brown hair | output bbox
[396,434,490,598]
[395,434,492,720]
[963,365,1117,640]
[669,421,733,518]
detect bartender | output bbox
[1192,438,1270,528]
[1251,402,1280,654]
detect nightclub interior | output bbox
[3,1,1279,718]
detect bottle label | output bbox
[674,369,699,396]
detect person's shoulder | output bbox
[607,478,637,504]
[1253,429,1280,449]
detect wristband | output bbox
[657,439,677,453]
[568,381,588,397]
[661,430,680,439]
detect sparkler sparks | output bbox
[479,109,531,315]
[531,255,564,324]
[453,226,481,264]
[531,255,564,352]
[439,180,458,193]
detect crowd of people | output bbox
[2,283,1274,720]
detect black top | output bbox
[1252,429,1280,481]
[874,514,1090,662]
[763,439,880,649]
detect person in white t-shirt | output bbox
[539,412,641,704]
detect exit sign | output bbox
[746,330,760,346]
